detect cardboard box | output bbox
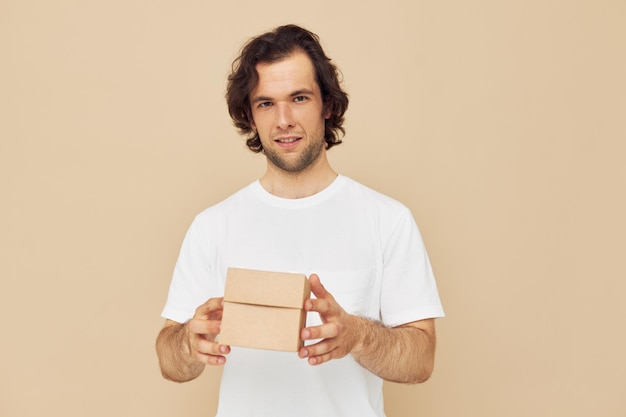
[219,268,310,352]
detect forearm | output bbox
[350,317,436,384]
[156,322,205,382]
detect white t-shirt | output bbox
[162,175,444,417]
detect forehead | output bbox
[251,51,320,97]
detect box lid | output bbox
[224,268,310,309]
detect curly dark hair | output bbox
[226,24,349,153]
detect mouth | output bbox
[274,136,302,147]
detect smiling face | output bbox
[249,51,331,174]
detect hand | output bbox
[298,274,363,366]
[185,297,230,365]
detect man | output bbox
[156,24,444,417]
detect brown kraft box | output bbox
[219,267,310,352]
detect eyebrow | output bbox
[251,88,316,104]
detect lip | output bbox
[274,136,302,148]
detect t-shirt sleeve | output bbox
[160,219,213,323]
[380,209,444,326]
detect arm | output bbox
[349,317,435,384]
[299,274,437,384]
[155,297,230,382]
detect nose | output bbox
[276,102,295,129]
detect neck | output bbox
[260,157,338,199]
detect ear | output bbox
[245,107,256,129]
[323,103,332,120]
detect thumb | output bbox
[308,274,329,299]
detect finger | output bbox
[302,322,339,341]
[298,337,334,358]
[308,274,329,299]
[193,297,224,320]
[193,336,230,356]
[191,337,230,365]
[304,296,332,313]
[195,350,228,366]
[187,316,222,337]
[306,342,339,366]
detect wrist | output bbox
[180,321,198,363]
[349,315,381,356]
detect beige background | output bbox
[2,1,625,416]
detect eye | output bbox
[257,101,272,109]
[293,95,308,103]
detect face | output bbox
[249,51,330,174]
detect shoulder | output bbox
[191,181,257,226]
[338,177,418,245]
[340,176,411,216]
